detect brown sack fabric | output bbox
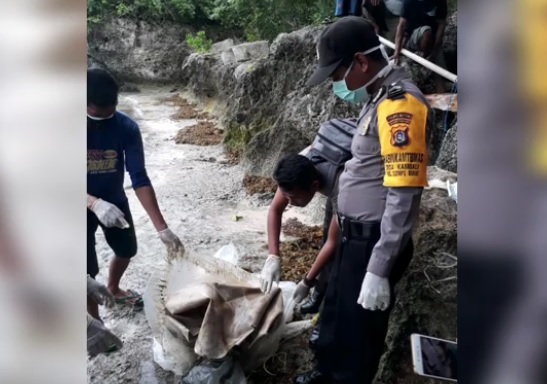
[165,282,284,360]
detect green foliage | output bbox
[185,31,213,53]
[85,0,356,42]
[447,0,457,14]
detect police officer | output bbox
[294,16,432,384]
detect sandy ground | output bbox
[88,86,320,383]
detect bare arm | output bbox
[123,121,168,232]
[430,20,447,57]
[394,18,408,61]
[267,188,289,256]
[306,215,339,281]
[135,186,168,232]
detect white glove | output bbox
[89,199,130,229]
[87,314,123,358]
[293,279,312,304]
[87,275,115,307]
[260,255,281,294]
[158,228,185,253]
[357,272,391,311]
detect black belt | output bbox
[338,215,381,239]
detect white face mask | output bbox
[332,45,393,104]
[87,112,115,121]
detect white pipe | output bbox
[378,36,458,83]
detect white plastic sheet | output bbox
[213,242,240,266]
[447,181,458,203]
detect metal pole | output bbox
[378,36,458,83]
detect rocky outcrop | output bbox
[182,21,457,177]
[182,26,362,175]
[435,122,457,173]
[377,167,458,383]
[88,18,191,82]
[443,11,458,74]
[87,19,233,82]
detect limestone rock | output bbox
[443,11,458,73]
[234,63,255,80]
[180,23,460,178]
[221,49,236,65]
[87,19,230,82]
[231,41,270,62]
[435,122,457,173]
[212,38,235,54]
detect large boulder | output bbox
[231,41,270,62]
[377,167,458,383]
[87,19,231,82]
[212,38,235,54]
[435,122,457,173]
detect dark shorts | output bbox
[87,201,137,278]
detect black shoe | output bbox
[293,369,331,384]
[309,324,320,349]
[300,291,323,315]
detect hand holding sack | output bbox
[260,255,281,294]
[293,279,312,304]
[159,228,185,254]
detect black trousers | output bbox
[315,216,414,383]
[315,197,335,296]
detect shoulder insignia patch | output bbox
[387,82,406,100]
[387,113,413,147]
[359,115,372,136]
[371,86,386,105]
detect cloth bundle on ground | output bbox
[144,247,310,377]
[164,282,284,359]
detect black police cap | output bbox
[307,16,380,87]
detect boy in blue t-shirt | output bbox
[87,68,183,321]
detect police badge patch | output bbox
[386,112,413,147]
[390,127,410,147]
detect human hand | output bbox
[293,279,312,304]
[87,275,115,307]
[158,228,185,253]
[260,255,281,293]
[390,52,401,66]
[89,199,130,229]
[87,314,123,358]
[357,272,391,311]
